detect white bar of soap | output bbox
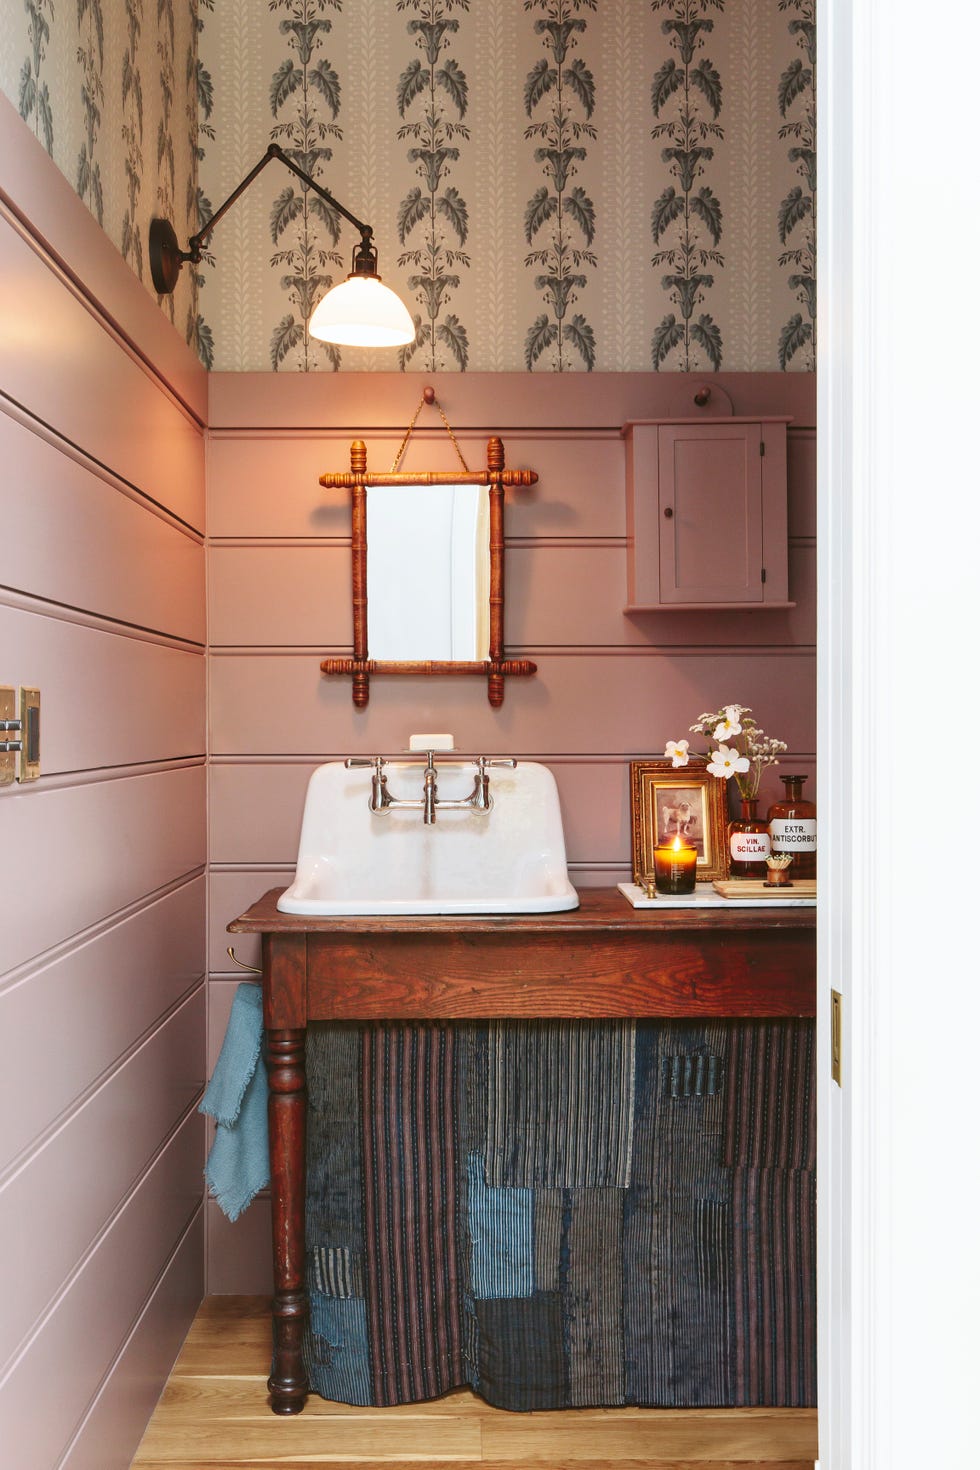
[408,732,455,751]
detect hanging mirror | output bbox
[319,389,537,708]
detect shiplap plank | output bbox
[0,1113,203,1470]
[207,371,816,433]
[207,547,352,647]
[0,603,204,773]
[207,425,813,545]
[209,869,289,974]
[206,543,815,651]
[0,877,204,1172]
[209,651,816,759]
[207,430,624,540]
[208,760,628,867]
[0,214,204,531]
[0,765,206,976]
[59,1213,204,1470]
[0,988,204,1370]
[0,411,205,642]
[0,94,206,424]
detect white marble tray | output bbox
[618,881,816,910]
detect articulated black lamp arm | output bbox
[188,144,372,259]
[149,143,376,295]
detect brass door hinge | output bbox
[831,989,843,1087]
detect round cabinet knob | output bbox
[663,506,674,519]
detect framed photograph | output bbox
[629,758,729,884]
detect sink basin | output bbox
[277,758,579,915]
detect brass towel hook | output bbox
[226,946,262,975]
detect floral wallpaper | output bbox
[0,0,200,336]
[0,1,816,372]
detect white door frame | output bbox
[817,4,980,1465]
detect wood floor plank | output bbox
[131,1297,817,1469]
[134,1463,814,1470]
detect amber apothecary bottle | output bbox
[767,774,817,880]
[727,798,771,878]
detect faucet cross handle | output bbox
[345,755,391,813]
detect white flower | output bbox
[665,739,690,768]
[707,744,751,780]
[713,704,744,742]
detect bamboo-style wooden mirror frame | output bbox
[319,432,538,708]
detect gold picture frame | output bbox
[629,758,729,885]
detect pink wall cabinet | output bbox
[624,418,792,610]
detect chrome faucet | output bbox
[345,752,516,823]
[422,751,438,825]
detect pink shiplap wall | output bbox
[206,368,817,1288]
[0,98,207,1470]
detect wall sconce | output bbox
[148,143,414,348]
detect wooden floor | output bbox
[132,1296,817,1469]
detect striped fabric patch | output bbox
[722,1021,816,1170]
[664,1051,724,1098]
[533,1189,563,1294]
[306,1294,372,1406]
[305,1024,363,1250]
[624,1022,732,1405]
[361,1024,465,1405]
[467,1151,535,1300]
[564,1188,626,1406]
[475,1293,566,1411]
[486,1020,637,1188]
[311,1245,362,1299]
[731,1166,817,1406]
[694,1198,733,1401]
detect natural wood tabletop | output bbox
[228,884,817,935]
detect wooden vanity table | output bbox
[228,886,816,1416]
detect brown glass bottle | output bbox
[767,774,817,880]
[727,797,771,878]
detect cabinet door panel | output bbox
[658,424,763,603]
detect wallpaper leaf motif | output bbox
[155,0,177,323]
[523,0,597,372]
[121,0,145,278]
[19,0,55,155]
[188,0,215,367]
[395,0,472,372]
[268,0,344,372]
[649,0,725,372]
[776,0,815,370]
[76,0,107,229]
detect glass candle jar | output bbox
[652,836,698,895]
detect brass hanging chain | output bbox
[390,385,470,474]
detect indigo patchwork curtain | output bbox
[302,1019,816,1410]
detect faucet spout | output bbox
[422,752,438,825]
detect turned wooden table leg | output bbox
[266,1026,309,1414]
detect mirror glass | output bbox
[366,483,491,661]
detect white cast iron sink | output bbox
[277,757,579,916]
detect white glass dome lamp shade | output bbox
[308,233,415,348]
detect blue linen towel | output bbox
[200,982,269,1221]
